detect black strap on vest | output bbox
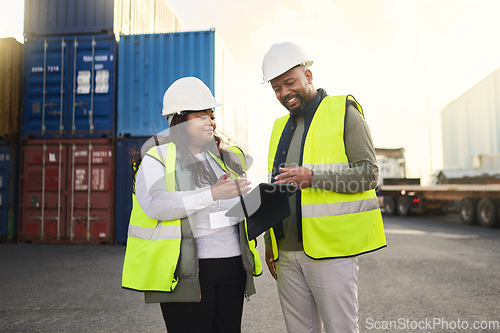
[343,96,362,145]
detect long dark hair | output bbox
[130,112,245,190]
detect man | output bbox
[262,42,386,333]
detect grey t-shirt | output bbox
[264,100,379,251]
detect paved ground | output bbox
[357,214,500,333]
[1,214,499,332]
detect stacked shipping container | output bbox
[20,35,117,243]
[22,36,117,138]
[19,0,182,244]
[0,38,23,242]
[20,139,115,243]
[117,31,217,137]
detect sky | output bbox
[2,0,500,184]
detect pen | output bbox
[235,179,249,219]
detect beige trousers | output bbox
[276,250,359,333]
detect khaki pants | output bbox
[276,251,359,333]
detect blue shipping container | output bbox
[117,30,217,137]
[0,140,19,241]
[23,35,116,138]
[115,136,148,244]
[24,0,114,37]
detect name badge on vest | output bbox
[209,211,232,230]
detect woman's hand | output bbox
[211,173,252,200]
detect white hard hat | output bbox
[262,42,313,83]
[161,77,222,116]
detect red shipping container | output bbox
[19,138,115,244]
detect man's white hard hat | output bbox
[262,42,314,83]
[161,77,222,116]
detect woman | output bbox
[122,77,262,333]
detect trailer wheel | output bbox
[384,196,397,215]
[397,196,411,216]
[460,198,477,225]
[477,198,499,228]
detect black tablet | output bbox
[226,183,296,239]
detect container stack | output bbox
[114,29,248,244]
[0,38,23,242]
[19,0,182,244]
[17,1,243,245]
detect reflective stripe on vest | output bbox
[268,95,386,259]
[122,142,181,292]
[302,197,380,218]
[128,223,182,240]
[302,162,349,172]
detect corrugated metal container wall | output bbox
[24,0,182,37]
[442,68,500,169]
[22,36,116,138]
[117,30,216,137]
[115,136,147,244]
[18,138,115,244]
[24,0,115,36]
[0,38,23,139]
[153,0,183,33]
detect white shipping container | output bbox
[214,35,249,152]
[114,0,183,36]
[441,68,500,169]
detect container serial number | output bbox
[31,66,60,73]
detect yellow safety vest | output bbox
[122,143,261,293]
[122,142,181,292]
[268,95,386,260]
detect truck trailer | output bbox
[376,148,500,228]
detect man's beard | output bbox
[282,94,308,116]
